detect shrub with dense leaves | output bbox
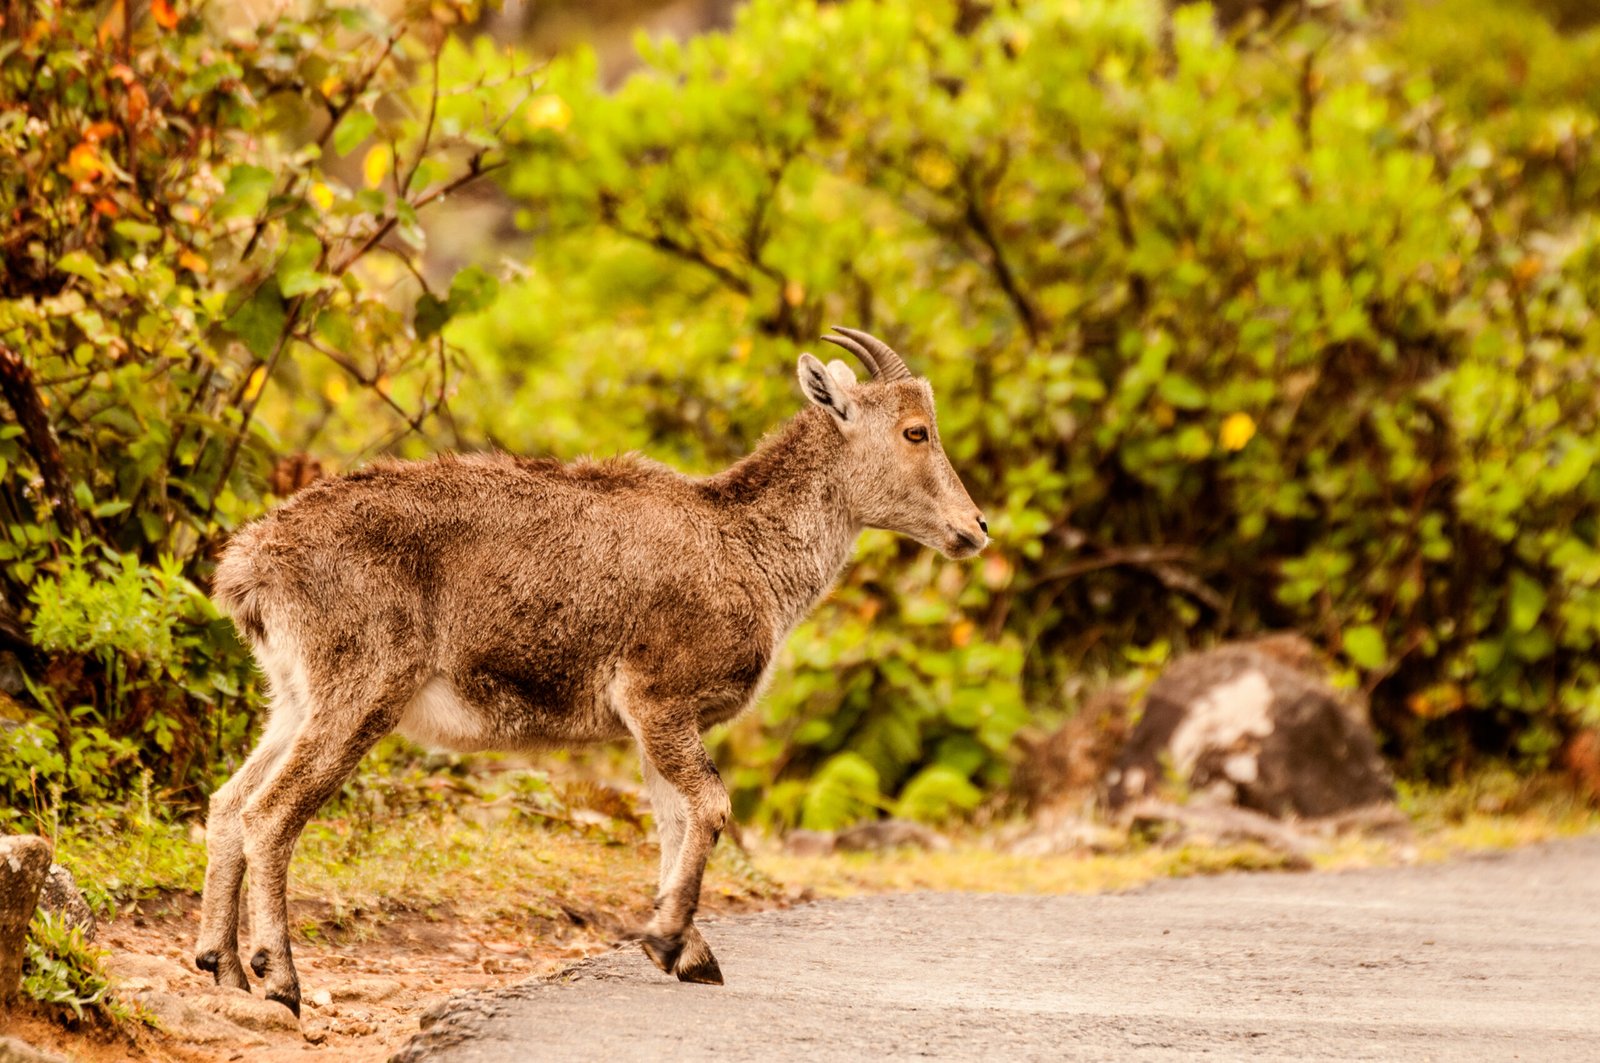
[446,0,1600,822]
[0,0,523,815]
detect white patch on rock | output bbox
[1223,753,1260,785]
[1168,670,1275,779]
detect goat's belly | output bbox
[396,676,498,752]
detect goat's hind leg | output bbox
[642,759,722,985]
[195,691,301,989]
[239,671,413,1016]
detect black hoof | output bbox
[195,951,219,974]
[250,948,270,979]
[675,951,724,986]
[266,985,301,1019]
[639,935,683,975]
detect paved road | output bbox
[394,838,1600,1062]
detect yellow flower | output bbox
[1219,412,1256,451]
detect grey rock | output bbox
[131,989,267,1045]
[36,864,94,941]
[193,984,302,1032]
[0,834,52,1006]
[781,829,836,857]
[834,818,949,853]
[0,1036,71,1063]
[105,951,191,991]
[1105,636,1394,819]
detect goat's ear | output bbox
[825,358,858,390]
[797,352,854,425]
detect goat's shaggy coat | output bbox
[195,330,986,1014]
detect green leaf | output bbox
[225,280,287,360]
[1157,374,1206,410]
[332,109,377,157]
[55,252,100,281]
[275,233,327,297]
[1343,625,1387,670]
[216,165,274,220]
[414,292,450,341]
[1509,571,1546,635]
[112,221,161,245]
[447,265,500,317]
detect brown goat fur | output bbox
[195,332,987,1014]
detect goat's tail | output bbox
[210,524,271,643]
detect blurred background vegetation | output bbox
[4,0,1600,831]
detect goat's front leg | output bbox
[642,759,723,984]
[634,725,730,981]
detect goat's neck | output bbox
[702,407,860,629]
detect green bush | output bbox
[447,0,1600,816]
[8,0,1600,828]
[22,910,133,1024]
[0,0,523,814]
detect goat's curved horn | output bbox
[819,331,882,379]
[829,326,912,382]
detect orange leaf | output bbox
[127,83,148,126]
[84,121,118,143]
[178,249,207,274]
[97,0,124,45]
[151,0,178,30]
[62,142,105,184]
[93,198,120,218]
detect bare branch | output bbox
[0,343,85,534]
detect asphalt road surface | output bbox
[394,837,1600,1062]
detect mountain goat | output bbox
[195,328,987,1014]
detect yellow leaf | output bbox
[1219,412,1256,452]
[323,375,348,404]
[526,94,572,133]
[912,150,955,190]
[242,365,266,402]
[374,373,391,396]
[950,620,975,648]
[178,249,207,274]
[362,144,392,190]
[1153,401,1176,429]
[309,182,334,210]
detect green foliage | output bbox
[8,0,1600,829]
[22,910,133,1024]
[447,0,1600,817]
[0,0,526,812]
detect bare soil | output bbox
[0,884,789,1063]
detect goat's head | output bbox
[797,326,987,559]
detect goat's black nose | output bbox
[977,515,988,534]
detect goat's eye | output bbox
[903,426,929,444]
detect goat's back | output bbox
[212,451,774,736]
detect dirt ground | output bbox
[0,885,790,1063]
[396,836,1600,1062]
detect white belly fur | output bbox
[396,676,493,752]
